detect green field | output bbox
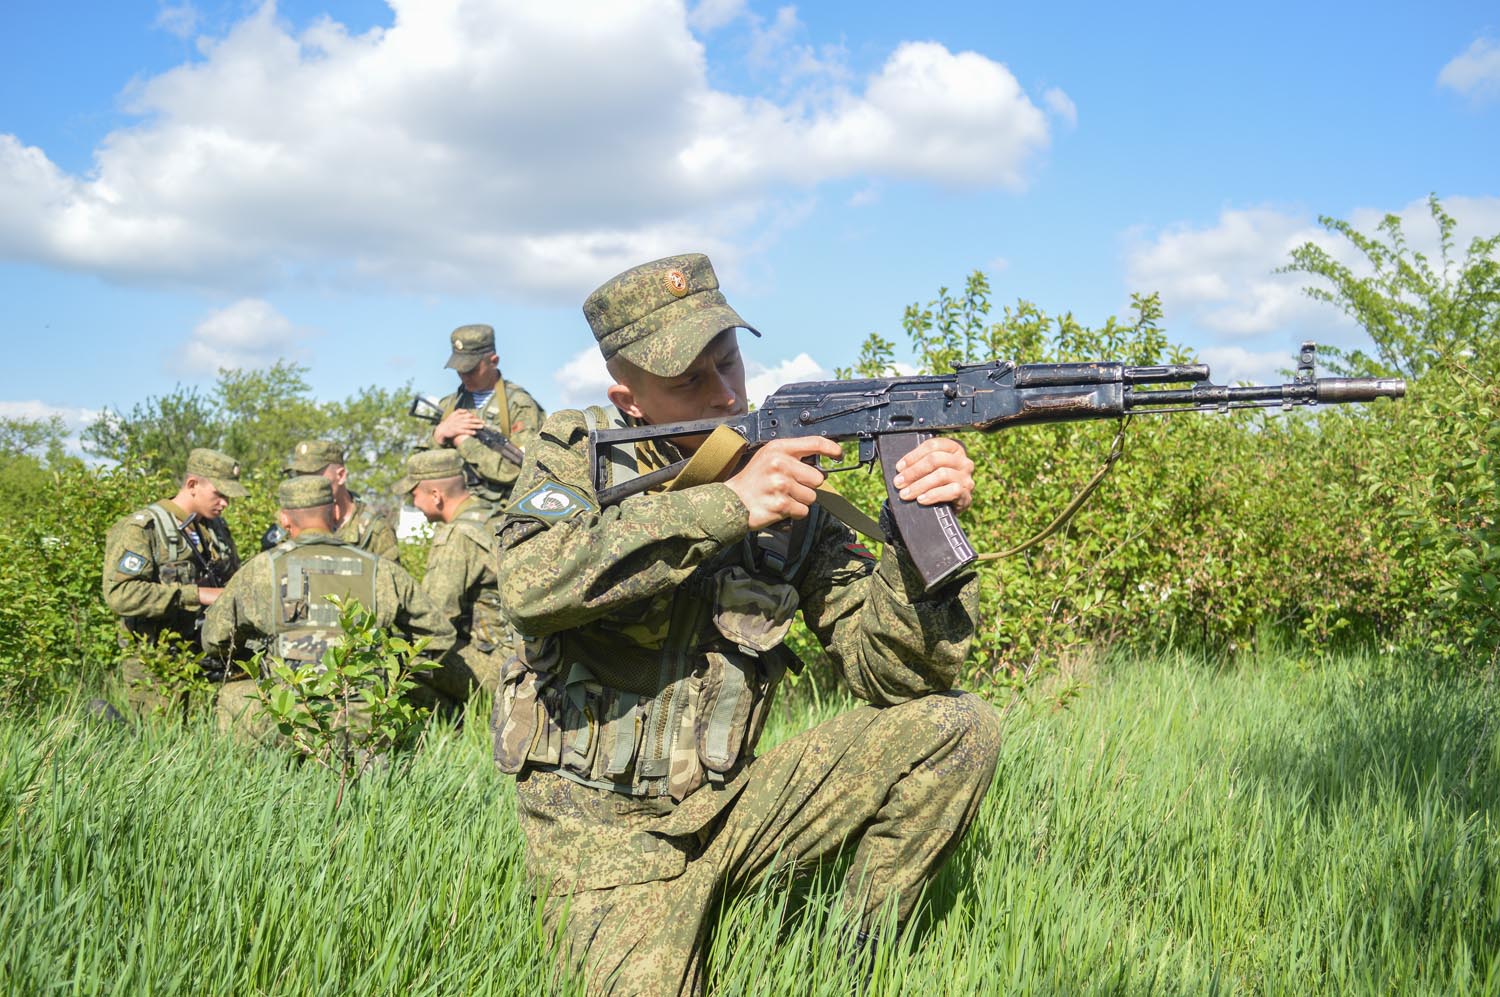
[3,650,1497,995]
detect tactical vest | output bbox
[142,502,235,586]
[265,538,379,668]
[493,407,821,802]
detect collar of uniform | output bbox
[295,527,336,540]
[159,498,190,525]
[449,493,477,520]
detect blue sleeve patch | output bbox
[508,480,596,525]
[117,551,148,576]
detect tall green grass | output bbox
[3,651,1497,995]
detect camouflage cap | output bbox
[185,447,248,499]
[392,449,466,496]
[445,323,497,373]
[583,253,760,378]
[278,475,336,511]
[284,439,345,474]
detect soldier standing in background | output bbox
[394,449,506,703]
[491,254,1000,994]
[428,323,545,506]
[283,439,400,562]
[203,475,454,736]
[101,447,245,716]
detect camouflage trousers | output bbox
[518,690,1001,996]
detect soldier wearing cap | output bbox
[283,439,400,563]
[491,253,999,993]
[102,447,246,715]
[394,449,506,702]
[204,475,455,735]
[427,323,545,505]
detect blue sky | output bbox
[2,1,1497,445]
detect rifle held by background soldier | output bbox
[409,395,525,467]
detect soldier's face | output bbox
[458,353,501,393]
[610,331,747,452]
[411,484,443,523]
[184,477,230,519]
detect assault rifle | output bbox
[408,395,525,467]
[178,513,234,588]
[589,342,1405,590]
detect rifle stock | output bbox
[589,342,1405,589]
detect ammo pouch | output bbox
[491,565,801,800]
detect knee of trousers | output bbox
[881,690,1002,778]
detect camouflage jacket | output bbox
[335,495,401,563]
[492,407,978,885]
[102,499,240,647]
[422,495,504,648]
[436,379,545,503]
[201,530,454,663]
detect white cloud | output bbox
[0,2,1056,299]
[745,352,829,403]
[1194,344,1299,387]
[0,400,102,457]
[1438,36,1500,101]
[1126,197,1500,342]
[1043,87,1077,128]
[1123,195,1500,369]
[554,346,614,409]
[176,298,312,375]
[688,0,747,33]
[155,2,200,40]
[1124,206,1332,338]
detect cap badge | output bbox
[663,269,689,298]
[297,443,307,454]
[232,464,240,476]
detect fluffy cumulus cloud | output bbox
[177,298,313,375]
[1439,36,1500,102]
[0,0,1060,301]
[1123,195,1500,381]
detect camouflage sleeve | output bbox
[495,410,748,637]
[796,511,979,706]
[419,526,472,634]
[388,564,457,660]
[101,515,201,618]
[368,515,401,564]
[453,381,544,490]
[200,559,263,659]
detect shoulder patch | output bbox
[508,479,596,526]
[117,550,149,576]
[843,541,876,562]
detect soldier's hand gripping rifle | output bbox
[589,342,1405,591]
[408,395,525,467]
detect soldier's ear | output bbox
[277,509,293,530]
[606,382,643,419]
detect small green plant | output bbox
[255,596,435,803]
[129,630,217,716]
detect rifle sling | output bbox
[979,416,1129,561]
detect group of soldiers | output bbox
[101,322,543,729]
[100,255,999,996]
